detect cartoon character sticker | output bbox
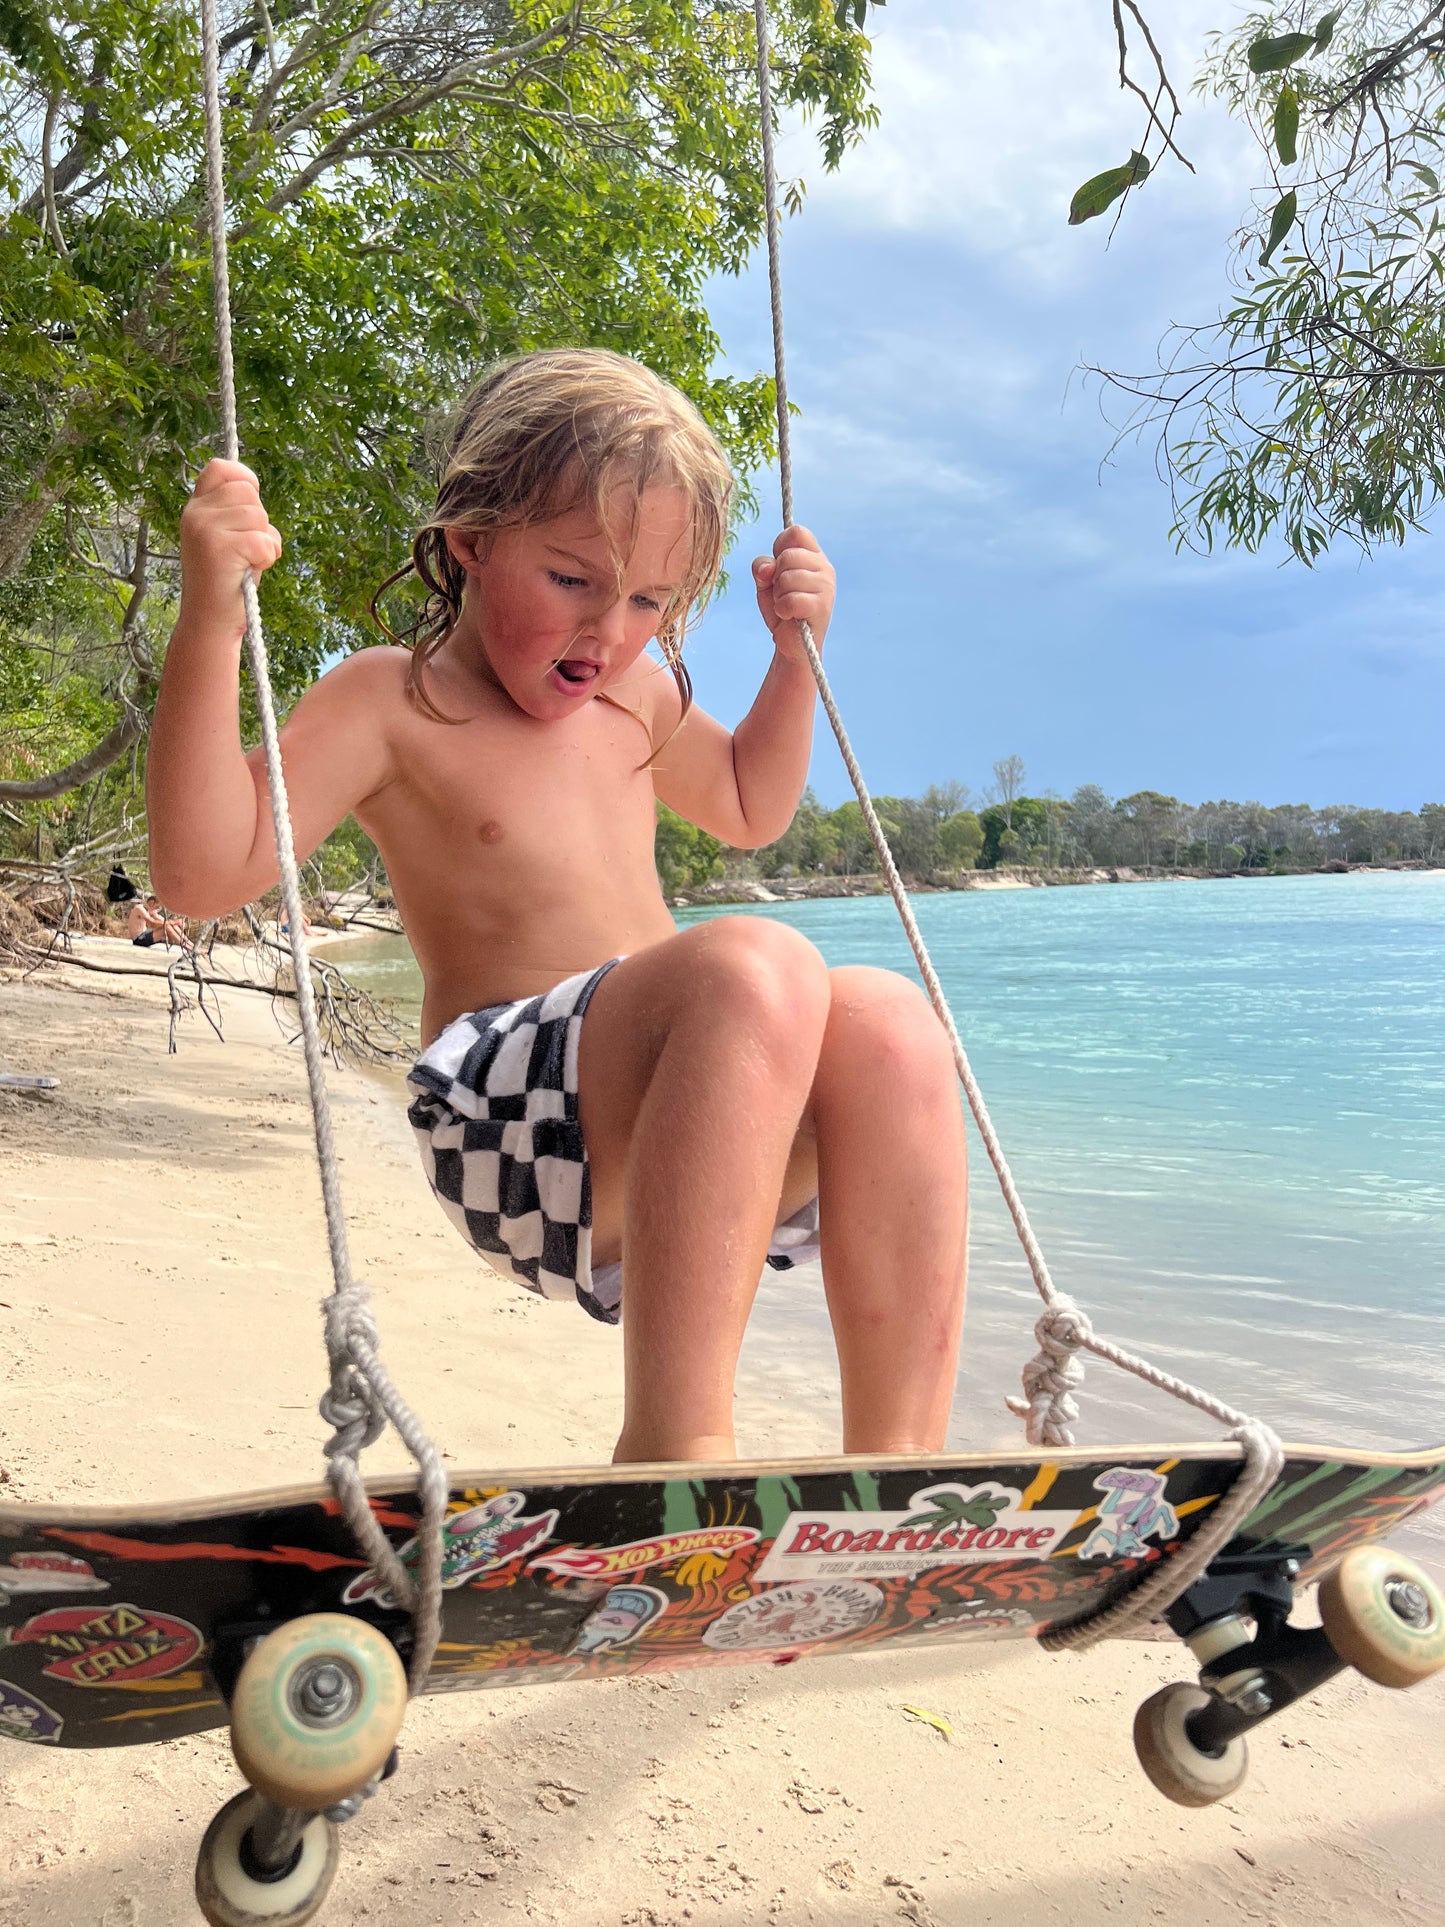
[0,1552,107,1607]
[1077,1468,1180,1561]
[571,1585,668,1656]
[4,1603,202,1687]
[342,1490,559,1608]
[0,1680,63,1743]
[701,1580,884,1652]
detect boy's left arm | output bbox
[650,525,833,848]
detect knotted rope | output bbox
[198,0,447,1691]
[750,0,1283,1640]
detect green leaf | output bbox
[1313,9,1343,52]
[1274,84,1299,166]
[1260,189,1298,264]
[1248,32,1316,73]
[1068,150,1150,226]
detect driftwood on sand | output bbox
[0,874,410,1066]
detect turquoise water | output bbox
[337,873,1444,1539]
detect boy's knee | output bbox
[829,967,956,1094]
[689,917,831,1045]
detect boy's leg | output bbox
[812,966,968,1453]
[578,916,831,1463]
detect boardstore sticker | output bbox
[702,1580,884,1652]
[532,1525,760,1584]
[7,1603,202,1687]
[0,1552,107,1605]
[754,1482,1081,1585]
[0,1679,62,1744]
[343,1490,560,1608]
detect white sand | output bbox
[1,960,1441,1926]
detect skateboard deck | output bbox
[1,1438,1440,1751]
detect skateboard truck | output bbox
[1133,1542,1445,1806]
[195,1613,408,1927]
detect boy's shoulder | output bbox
[319,644,413,692]
[303,644,414,725]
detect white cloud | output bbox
[780,1,1260,284]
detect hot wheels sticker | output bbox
[754,1481,1081,1584]
[1077,1469,1180,1561]
[0,1679,63,1743]
[343,1491,559,1607]
[6,1603,202,1686]
[0,1552,107,1605]
[532,1525,760,1584]
[571,1584,668,1655]
[702,1580,884,1652]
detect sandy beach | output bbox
[1,954,1442,1927]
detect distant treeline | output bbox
[654,784,1445,894]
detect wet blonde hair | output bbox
[374,348,734,734]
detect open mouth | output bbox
[553,658,600,689]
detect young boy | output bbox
[148,349,968,1464]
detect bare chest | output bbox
[360,697,661,903]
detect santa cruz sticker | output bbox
[532,1524,760,1584]
[702,1580,884,1652]
[754,1481,1081,1584]
[1078,1468,1180,1560]
[343,1491,559,1608]
[0,1552,107,1605]
[5,1603,202,1686]
[0,1679,63,1743]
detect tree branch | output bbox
[241,8,586,226]
[0,527,154,802]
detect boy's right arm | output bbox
[148,460,395,918]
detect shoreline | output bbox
[1,960,1443,1925]
[671,858,1444,909]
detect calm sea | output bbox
[337,872,1445,1553]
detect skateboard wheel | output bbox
[195,1790,338,1927]
[231,1613,407,1810]
[1319,1546,1445,1688]
[1133,1682,1249,1807]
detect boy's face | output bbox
[449,486,693,723]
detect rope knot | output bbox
[320,1281,387,1459]
[323,1280,381,1363]
[1005,1295,1094,1446]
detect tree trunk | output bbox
[0,486,60,584]
[0,704,149,802]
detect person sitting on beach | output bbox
[147,348,968,1464]
[127,895,187,949]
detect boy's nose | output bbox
[583,597,629,649]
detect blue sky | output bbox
[685,1,1445,814]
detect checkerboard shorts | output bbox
[407,959,821,1326]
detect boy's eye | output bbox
[632,594,662,613]
[547,570,587,589]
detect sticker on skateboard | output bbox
[1,1440,1440,1749]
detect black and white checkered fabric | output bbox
[407,961,621,1324]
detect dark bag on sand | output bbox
[106,864,139,904]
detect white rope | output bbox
[750,0,1283,1640]
[197,0,447,1692]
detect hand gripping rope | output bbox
[750,0,1283,1646]
[197,0,447,1691]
